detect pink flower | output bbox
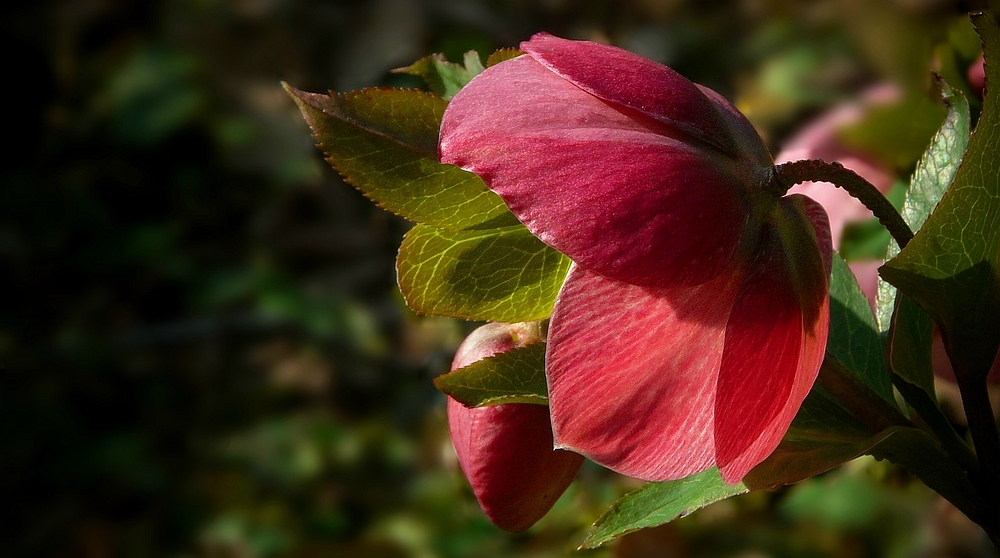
[969,52,986,96]
[447,322,584,532]
[440,34,832,484]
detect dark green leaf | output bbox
[827,254,895,403]
[876,77,971,330]
[396,224,571,321]
[581,468,747,549]
[284,84,516,230]
[880,14,1000,382]
[434,343,547,406]
[887,295,936,396]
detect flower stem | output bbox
[772,159,914,249]
[956,371,1000,539]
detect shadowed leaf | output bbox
[827,253,895,403]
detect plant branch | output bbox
[772,159,914,249]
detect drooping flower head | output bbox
[447,322,584,532]
[440,34,832,484]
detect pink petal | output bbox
[440,54,750,288]
[545,263,744,480]
[448,398,584,532]
[848,259,881,309]
[521,33,772,166]
[714,195,831,483]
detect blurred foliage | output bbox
[2,0,997,556]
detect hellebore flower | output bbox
[447,322,585,532]
[440,34,832,484]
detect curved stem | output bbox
[772,159,914,249]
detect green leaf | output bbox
[865,426,981,522]
[880,14,1000,382]
[434,343,547,406]
[396,224,571,321]
[838,218,892,262]
[393,51,484,100]
[886,295,936,396]
[284,84,516,230]
[486,48,523,67]
[876,77,971,331]
[827,254,895,403]
[581,468,747,549]
[462,51,485,76]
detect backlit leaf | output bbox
[396,224,571,321]
[486,48,524,67]
[876,78,971,331]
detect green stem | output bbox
[956,371,1000,540]
[772,159,914,249]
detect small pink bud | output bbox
[447,322,584,532]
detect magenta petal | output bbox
[448,398,584,532]
[545,264,744,480]
[714,196,831,483]
[440,54,750,288]
[521,33,771,165]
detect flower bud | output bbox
[447,322,584,532]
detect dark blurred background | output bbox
[3,0,997,556]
